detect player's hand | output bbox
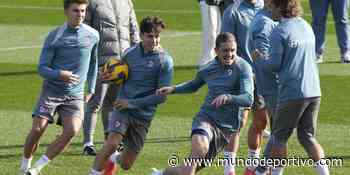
[156,86,175,95]
[211,94,231,108]
[59,70,80,85]
[85,93,93,103]
[113,99,129,110]
[252,49,264,62]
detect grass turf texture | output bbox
[0,0,349,174]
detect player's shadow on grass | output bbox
[0,136,191,159]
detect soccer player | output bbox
[254,0,329,174]
[88,16,174,175]
[152,32,254,175]
[309,0,350,63]
[82,0,140,156]
[221,0,263,174]
[19,0,99,174]
[243,0,278,174]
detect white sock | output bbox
[20,156,32,170]
[271,167,283,175]
[315,159,330,175]
[247,149,260,170]
[32,155,50,171]
[84,142,94,147]
[109,151,121,164]
[89,168,102,175]
[223,151,236,175]
[152,168,164,175]
[248,149,260,159]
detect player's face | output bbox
[65,3,87,27]
[216,41,237,66]
[271,3,281,21]
[141,31,160,52]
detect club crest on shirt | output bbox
[114,121,121,128]
[227,69,233,76]
[147,60,154,68]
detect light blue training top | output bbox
[256,17,321,102]
[248,9,279,97]
[38,23,99,97]
[118,43,174,121]
[174,57,254,132]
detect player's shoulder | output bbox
[81,23,99,40]
[198,59,219,73]
[156,47,174,68]
[122,43,140,59]
[234,57,252,72]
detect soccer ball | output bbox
[103,58,129,85]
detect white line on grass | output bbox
[0,45,41,51]
[0,32,200,52]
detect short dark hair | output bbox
[140,16,166,34]
[63,0,89,10]
[272,0,302,18]
[215,32,236,48]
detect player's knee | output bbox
[192,141,209,157]
[297,132,317,149]
[31,126,46,135]
[252,120,266,132]
[120,161,133,170]
[63,128,80,138]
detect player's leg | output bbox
[89,111,128,175]
[223,132,240,175]
[101,83,118,139]
[296,98,329,175]
[245,109,267,174]
[162,117,216,175]
[225,108,247,175]
[255,100,307,175]
[27,97,84,175]
[330,0,350,62]
[309,0,330,61]
[20,117,49,174]
[162,134,210,175]
[83,73,109,155]
[90,133,123,174]
[20,89,58,174]
[106,116,150,173]
[243,95,268,174]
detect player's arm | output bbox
[86,42,99,95]
[37,31,60,80]
[125,55,174,108]
[156,70,205,95]
[220,6,236,34]
[255,29,283,72]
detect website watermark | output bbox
[167,155,343,168]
